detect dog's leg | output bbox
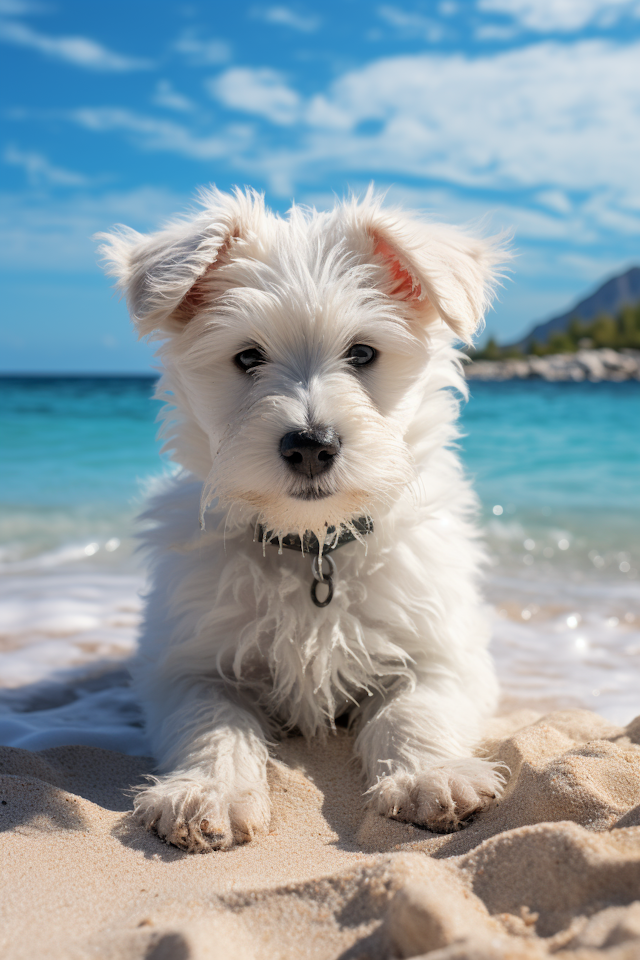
[134,681,270,853]
[355,676,505,833]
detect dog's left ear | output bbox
[345,197,505,344]
[96,187,264,338]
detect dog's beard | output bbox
[249,487,373,534]
[200,448,413,538]
[203,483,376,545]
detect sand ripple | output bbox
[1,709,640,959]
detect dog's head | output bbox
[98,188,502,540]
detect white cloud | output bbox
[556,250,633,280]
[256,6,320,31]
[536,189,572,214]
[69,107,253,161]
[377,5,445,42]
[152,80,195,113]
[0,19,153,70]
[293,40,640,205]
[478,0,640,32]
[582,189,640,234]
[362,182,622,248]
[0,1,47,13]
[43,37,640,250]
[4,145,88,186]
[174,31,231,66]
[209,67,301,124]
[474,22,519,40]
[0,186,187,271]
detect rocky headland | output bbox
[465,348,640,382]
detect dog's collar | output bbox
[255,517,374,608]
[255,516,373,556]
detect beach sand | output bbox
[2,708,640,959]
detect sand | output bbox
[2,708,640,960]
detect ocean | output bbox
[1,375,639,755]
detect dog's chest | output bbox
[222,549,410,728]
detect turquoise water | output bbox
[0,376,164,563]
[0,375,639,741]
[1,376,638,562]
[1,376,162,507]
[463,379,640,586]
[465,380,640,513]
[464,379,640,532]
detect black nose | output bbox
[280,428,341,478]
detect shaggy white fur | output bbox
[98,187,507,853]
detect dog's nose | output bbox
[280,428,341,478]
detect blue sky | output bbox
[1,0,640,372]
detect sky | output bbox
[1,0,640,372]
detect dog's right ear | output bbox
[96,188,264,338]
[341,190,508,345]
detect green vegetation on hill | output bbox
[472,303,640,360]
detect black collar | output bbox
[256,516,374,556]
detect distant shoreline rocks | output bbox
[465,348,640,382]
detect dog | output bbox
[98,187,505,853]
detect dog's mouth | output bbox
[289,486,334,501]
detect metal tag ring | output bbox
[311,554,336,583]
[311,577,334,607]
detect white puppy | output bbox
[99,187,505,853]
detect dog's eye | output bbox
[347,344,377,366]
[235,348,266,372]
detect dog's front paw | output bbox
[133,776,270,853]
[373,758,506,834]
